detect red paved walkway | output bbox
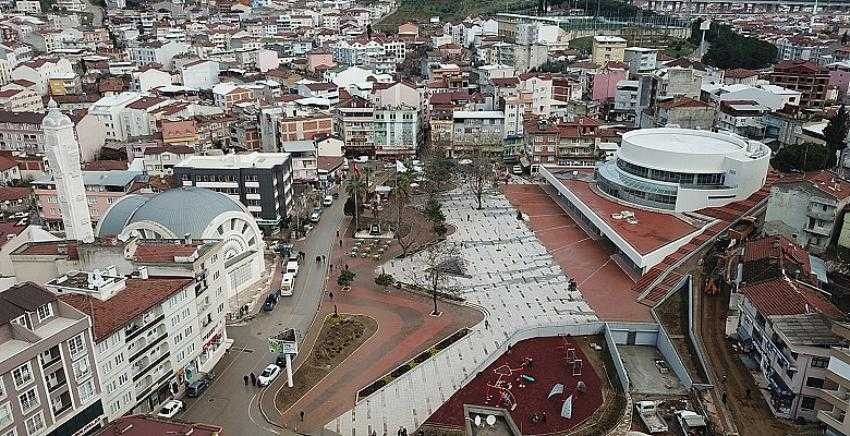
[425,336,603,435]
[278,220,483,431]
[503,185,651,322]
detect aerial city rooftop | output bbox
[0,0,850,435]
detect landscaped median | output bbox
[356,328,470,401]
[275,314,378,414]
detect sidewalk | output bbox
[227,255,278,326]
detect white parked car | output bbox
[286,261,299,276]
[156,399,184,419]
[280,273,294,296]
[322,195,333,207]
[353,156,369,163]
[257,364,281,387]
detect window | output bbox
[18,387,38,413]
[72,357,90,381]
[0,402,11,428]
[68,334,85,359]
[78,379,95,403]
[114,353,124,365]
[11,316,25,327]
[800,396,816,410]
[806,377,825,388]
[35,304,52,322]
[24,412,44,435]
[812,357,829,368]
[12,363,32,389]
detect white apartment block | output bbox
[89,93,143,141]
[51,266,229,421]
[11,58,74,96]
[331,38,406,68]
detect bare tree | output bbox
[464,154,495,210]
[394,171,417,256]
[416,243,464,316]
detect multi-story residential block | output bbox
[142,145,195,176]
[523,117,602,168]
[0,111,105,162]
[717,100,771,139]
[330,36,406,70]
[769,60,831,108]
[131,67,171,93]
[591,36,627,65]
[640,96,715,130]
[32,170,144,231]
[336,94,374,156]
[776,36,825,64]
[818,321,850,435]
[280,140,318,183]
[0,281,105,436]
[127,41,192,71]
[764,171,850,255]
[733,236,843,422]
[212,83,254,110]
[373,105,418,158]
[10,58,74,96]
[180,60,220,90]
[52,268,228,420]
[623,47,658,74]
[0,87,42,112]
[174,153,293,231]
[449,111,505,156]
[89,93,144,141]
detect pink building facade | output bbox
[592,68,628,103]
[32,170,142,231]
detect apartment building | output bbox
[734,238,843,422]
[717,100,771,139]
[523,117,602,168]
[335,94,374,156]
[174,153,294,231]
[89,93,143,142]
[818,321,850,435]
[0,111,105,162]
[0,88,42,112]
[0,282,105,436]
[765,171,850,255]
[330,36,406,70]
[373,105,418,159]
[52,268,228,420]
[591,36,627,65]
[769,60,831,108]
[32,170,144,231]
[10,58,74,96]
[449,111,505,157]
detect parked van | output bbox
[322,195,333,207]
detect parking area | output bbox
[618,345,689,396]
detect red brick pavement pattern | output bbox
[425,336,603,435]
[503,185,651,322]
[279,222,484,431]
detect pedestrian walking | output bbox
[336,230,340,237]
[243,375,249,386]
[322,255,326,262]
[329,291,334,301]
[250,372,256,386]
[339,240,343,247]
[300,410,304,421]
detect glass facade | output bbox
[616,159,726,187]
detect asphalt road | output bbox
[181,193,347,435]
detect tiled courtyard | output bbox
[325,188,599,435]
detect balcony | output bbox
[808,206,836,221]
[818,409,847,431]
[130,331,168,363]
[816,385,850,410]
[805,225,832,237]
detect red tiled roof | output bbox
[0,221,24,248]
[132,241,201,263]
[14,241,78,259]
[96,415,222,436]
[0,186,31,202]
[725,68,758,79]
[741,278,842,318]
[658,96,711,109]
[82,160,127,171]
[774,170,850,201]
[60,276,193,341]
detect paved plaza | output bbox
[325,188,599,435]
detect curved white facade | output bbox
[597,128,770,212]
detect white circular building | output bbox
[596,128,771,212]
[95,187,265,295]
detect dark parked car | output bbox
[186,379,209,398]
[262,294,277,311]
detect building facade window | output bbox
[12,363,32,389]
[18,387,38,413]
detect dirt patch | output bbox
[570,335,627,436]
[275,314,378,413]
